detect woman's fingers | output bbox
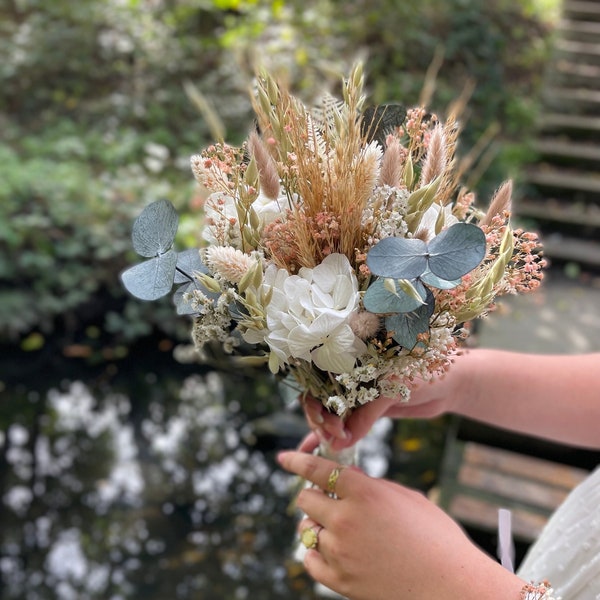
[277,451,357,498]
[303,395,325,427]
[343,395,397,440]
[303,549,340,594]
[302,396,349,444]
[297,431,320,453]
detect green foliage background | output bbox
[0,0,558,354]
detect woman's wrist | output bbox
[446,348,499,417]
[519,581,560,600]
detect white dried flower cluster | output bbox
[191,290,239,352]
[183,289,213,315]
[246,254,367,375]
[363,185,410,243]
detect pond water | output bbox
[0,342,445,600]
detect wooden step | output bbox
[436,441,589,542]
[526,167,600,195]
[553,59,600,88]
[516,198,600,227]
[538,112,600,134]
[537,234,600,266]
[563,1,600,21]
[534,138,600,163]
[542,86,600,112]
[555,39,600,64]
[559,18,600,42]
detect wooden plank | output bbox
[463,442,590,490]
[534,138,600,162]
[437,441,591,543]
[516,199,600,228]
[448,495,548,541]
[542,87,600,113]
[555,39,600,56]
[538,113,600,132]
[534,236,600,266]
[559,19,600,36]
[563,0,600,18]
[526,168,600,194]
[458,463,572,511]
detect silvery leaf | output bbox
[174,248,206,284]
[366,236,428,280]
[120,250,178,301]
[419,269,461,290]
[363,277,427,314]
[132,199,179,258]
[384,289,435,348]
[427,222,486,281]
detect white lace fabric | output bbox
[517,465,600,600]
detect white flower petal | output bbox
[312,346,355,374]
[286,324,315,360]
[311,254,351,293]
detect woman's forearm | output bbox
[452,349,600,449]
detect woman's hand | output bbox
[277,450,524,600]
[300,369,460,452]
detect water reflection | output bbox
[1,367,315,599]
[1,353,434,599]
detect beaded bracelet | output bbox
[520,581,560,600]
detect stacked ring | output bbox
[300,525,323,550]
[327,465,346,496]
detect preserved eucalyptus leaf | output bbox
[384,289,435,348]
[363,277,426,314]
[131,199,179,258]
[427,222,486,281]
[173,278,219,315]
[174,248,206,283]
[120,250,177,301]
[366,236,428,279]
[419,269,461,290]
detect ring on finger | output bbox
[327,465,346,496]
[300,525,323,550]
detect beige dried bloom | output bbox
[247,131,281,200]
[205,246,255,284]
[419,124,446,186]
[349,311,381,340]
[379,135,403,188]
[479,180,513,227]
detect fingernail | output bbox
[340,428,352,441]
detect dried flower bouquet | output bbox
[122,63,544,441]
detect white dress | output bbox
[517,465,600,600]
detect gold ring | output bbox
[327,465,346,495]
[300,525,323,550]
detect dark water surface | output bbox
[1,340,308,599]
[0,337,445,600]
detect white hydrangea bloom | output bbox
[243,254,366,374]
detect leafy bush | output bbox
[0,0,557,347]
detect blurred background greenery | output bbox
[0,0,561,598]
[0,0,558,354]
